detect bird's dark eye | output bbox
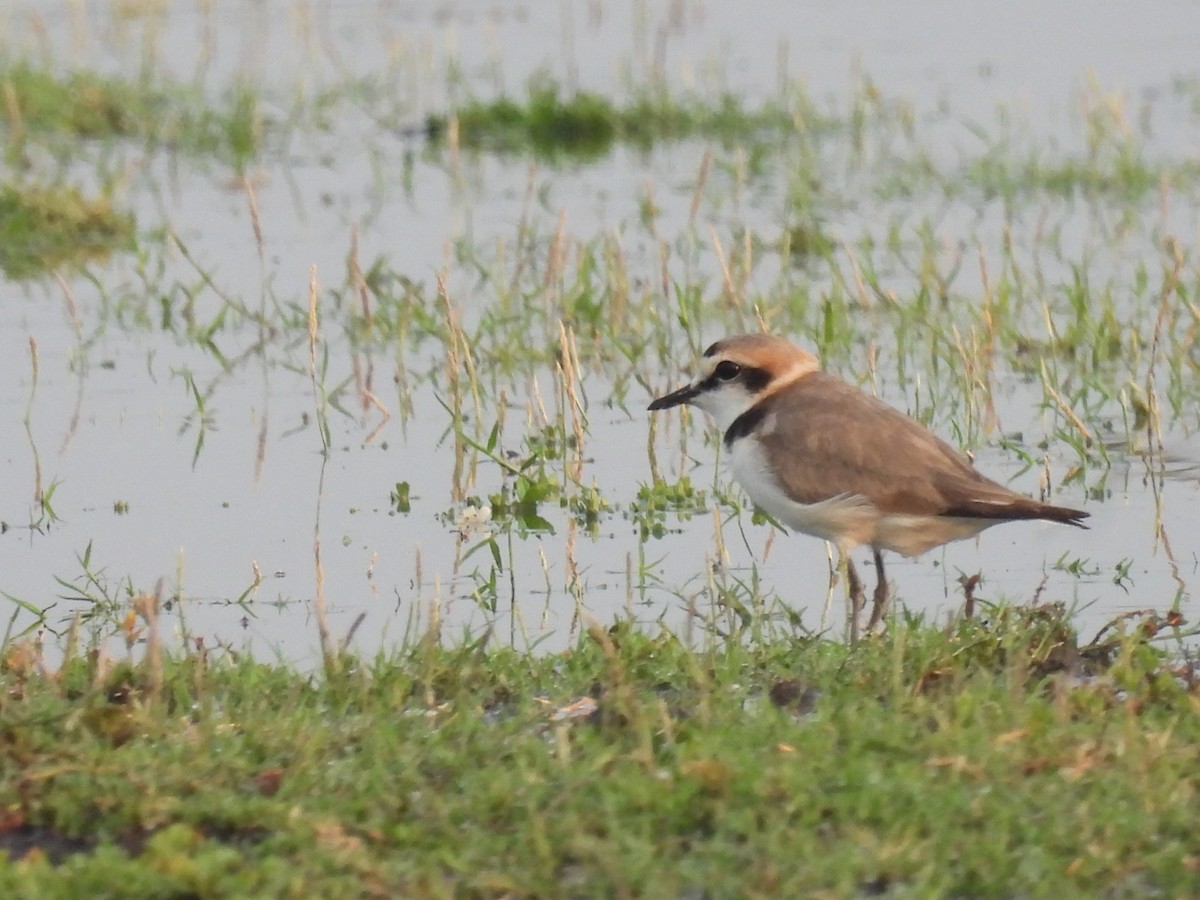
[714,361,742,382]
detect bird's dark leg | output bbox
[866,548,889,632]
[845,555,864,644]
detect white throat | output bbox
[692,384,757,434]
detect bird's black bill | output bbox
[648,384,699,410]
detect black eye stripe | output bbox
[700,364,770,393]
[741,367,771,393]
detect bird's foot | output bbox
[846,558,865,644]
[865,549,889,633]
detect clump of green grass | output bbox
[1,63,262,169]
[962,150,1200,201]
[0,607,1195,896]
[453,88,615,159]
[0,182,134,279]
[629,477,707,539]
[429,83,817,159]
[0,64,146,138]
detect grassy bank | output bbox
[1,607,1196,897]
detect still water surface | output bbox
[2,1,1199,664]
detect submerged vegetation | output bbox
[0,61,262,276]
[429,83,817,158]
[0,62,262,164]
[0,182,133,278]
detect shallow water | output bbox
[2,1,1199,664]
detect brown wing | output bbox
[749,373,1087,525]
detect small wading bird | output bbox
[648,334,1089,639]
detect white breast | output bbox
[727,433,1001,556]
[727,435,879,551]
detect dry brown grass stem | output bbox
[439,275,464,500]
[1039,455,1053,502]
[604,230,630,330]
[646,409,661,484]
[1039,361,1094,445]
[951,324,990,441]
[134,579,164,703]
[63,614,81,674]
[2,80,24,146]
[542,210,568,293]
[344,231,387,452]
[243,175,264,260]
[447,114,462,188]
[1146,239,1186,556]
[54,272,82,340]
[708,225,737,308]
[414,544,423,595]
[506,165,539,297]
[244,184,269,484]
[841,243,872,307]
[89,643,111,695]
[313,455,336,672]
[348,225,373,328]
[54,274,86,454]
[558,322,586,484]
[352,351,391,445]
[307,266,337,671]
[710,505,729,570]
[439,273,481,499]
[975,245,1000,435]
[530,374,550,428]
[688,149,711,229]
[739,225,753,304]
[428,575,443,648]
[566,520,583,640]
[25,336,43,504]
[657,238,671,309]
[1146,240,1184,456]
[306,267,328,449]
